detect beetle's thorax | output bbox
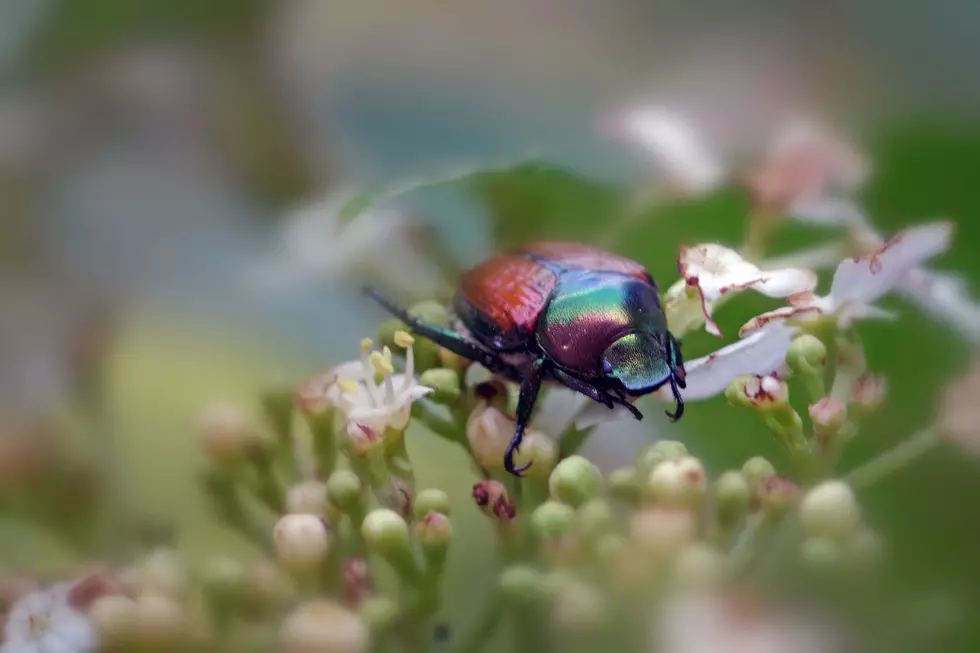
[536,270,667,376]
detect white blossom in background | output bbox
[665,244,817,337]
[741,222,954,335]
[248,189,443,297]
[0,585,97,653]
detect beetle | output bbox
[364,241,686,476]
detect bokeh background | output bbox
[2,1,979,651]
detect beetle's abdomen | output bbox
[537,271,666,374]
[455,254,558,350]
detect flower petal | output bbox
[788,196,870,229]
[829,221,953,307]
[897,268,980,344]
[615,108,724,194]
[678,324,796,400]
[739,305,823,337]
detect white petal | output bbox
[897,268,980,344]
[618,108,724,194]
[739,304,824,337]
[759,242,843,272]
[679,324,796,400]
[533,387,590,435]
[574,400,636,430]
[788,196,870,229]
[681,244,816,302]
[829,221,954,306]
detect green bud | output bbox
[549,455,602,507]
[801,537,841,569]
[359,596,398,633]
[608,466,641,504]
[713,470,751,521]
[408,301,449,327]
[636,440,688,474]
[671,543,726,592]
[798,480,861,540]
[787,334,828,400]
[576,500,614,538]
[725,375,758,409]
[512,430,559,478]
[273,515,331,571]
[378,318,407,351]
[594,534,628,569]
[498,565,546,606]
[726,375,789,412]
[531,501,576,541]
[201,557,246,608]
[419,368,462,405]
[551,581,605,631]
[415,512,453,548]
[326,470,364,515]
[362,509,411,556]
[413,489,451,519]
[741,457,776,493]
[645,457,706,507]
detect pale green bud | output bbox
[636,440,688,474]
[531,501,576,540]
[646,456,707,507]
[286,481,329,517]
[413,489,451,519]
[362,509,411,557]
[359,597,398,633]
[798,480,861,540]
[714,470,751,521]
[201,556,246,607]
[377,318,407,351]
[741,456,777,494]
[326,470,364,515]
[419,368,462,405]
[274,515,331,571]
[801,537,842,569]
[549,455,602,507]
[498,565,546,606]
[629,507,696,559]
[787,334,828,377]
[408,301,449,327]
[594,534,628,569]
[512,430,559,478]
[726,375,789,412]
[671,543,727,592]
[758,476,800,516]
[576,499,614,538]
[415,512,453,548]
[281,601,368,653]
[608,466,641,504]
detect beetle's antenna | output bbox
[664,375,684,422]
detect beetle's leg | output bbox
[363,286,517,377]
[550,369,644,421]
[505,358,546,477]
[664,375,685,422]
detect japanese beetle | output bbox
[364,241,686,476]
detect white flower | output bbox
[1,585,97,653]
[613,108,725,196]
[666,244,817,337]
[741,222,954,335]
[574,324,796,429]
[249,189,442,296]
[657,593,841,653]
[329,337,432,435]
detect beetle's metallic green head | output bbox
[600,331,687,418]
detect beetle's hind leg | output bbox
[362,286,517,377]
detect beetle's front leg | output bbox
[551,368,644,421]
[505,358,546,477]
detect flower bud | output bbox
[551,582,605,632]
[608,466,641,503]
[466,406,513,470]
[594,534,628,569]
[281,600,368,653]
[630,507,696,559]
[415,512,453,550]
[851,373,887,414]
[726,375,789,412]
[287,481,329,516]
[758,476,800,516]
[196,402,256,466]
[809,397,847,439]
[846,528,884,571]
[786,334,828,377]
[362,509,410,559]
[531,501,576,541]
[414,488,451,519]
[134,593,184,647]
[327,470,364,515]
[377,318,407,352]
[343,422,385,457]
[636,440,688,474]
[646,457,706,507]
[419,368,462,405]
[498,565,546,606]
[472,481,516,520]
[408,300,449,327]
[799,480,861,540]
[714,470,751,521]
[549,455,602,507]
[801,537,841,569]
[671,543,726,592]
[244,560,294,614]
[512,430,559,478]
[359,596,398,633]
[438,346,469,372]
[89,594,137,646]
[741,456,777,497]
[274,515,331,571]
[201,556,246,608]
[137,548,187,600]
[576,500,614,539]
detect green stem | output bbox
[448,600,504,653]
[727,512,779,578]
[306,413,338,480]
[412,403,463,443]
[846,427,940,490]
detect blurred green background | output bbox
[1,1,979,651]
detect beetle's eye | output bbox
[602,360,614,375]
